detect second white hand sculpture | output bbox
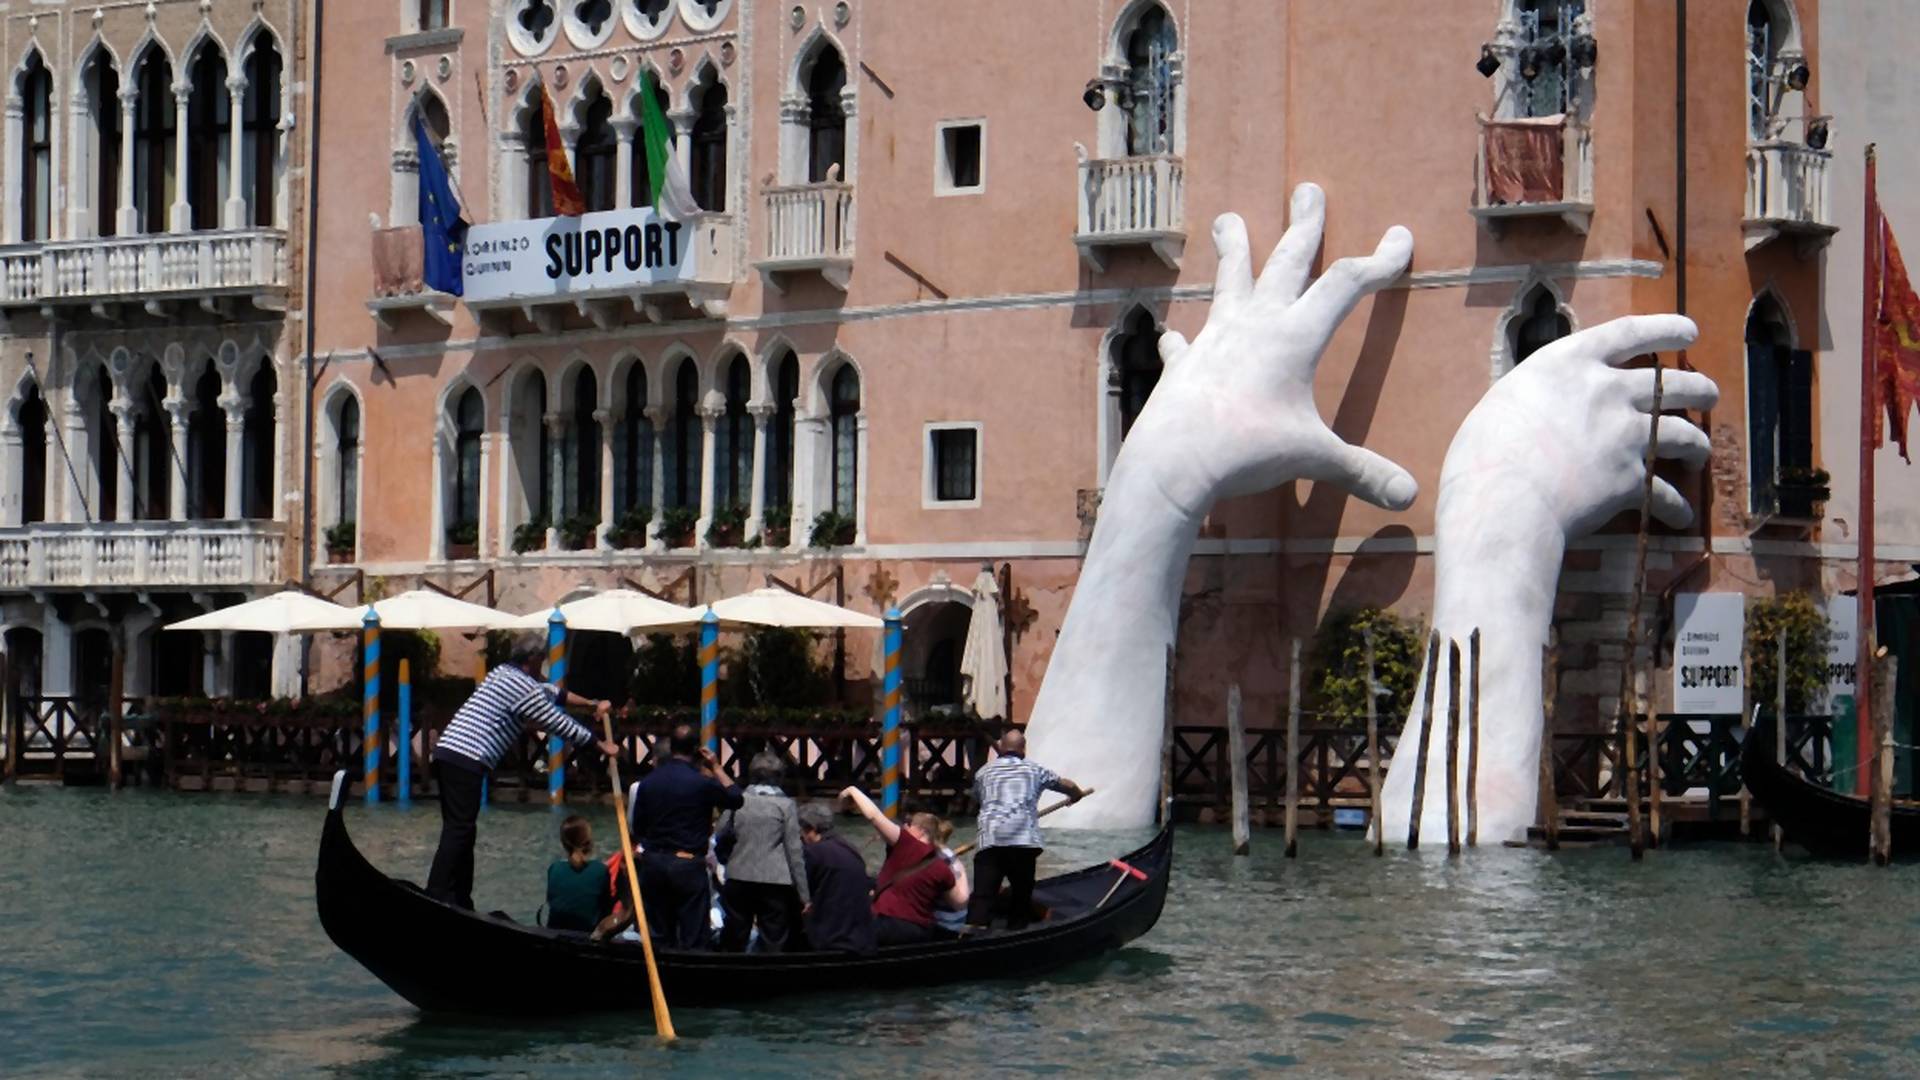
[1027,184,1420,831]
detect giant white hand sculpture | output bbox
[1026,184,1419,830]
[1377,315,1719,846]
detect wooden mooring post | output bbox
[1538,635,1560,850]
[1646,674,1662,849]
[1366,629,1383,857]
[1,651,12,786]
[1445,640,1463,857]
[1773,630,1788,853]
[1227,683,1250,857]
[1284,639,1301,859]
[1871,651,1898,866]
[108,634,126,791]
[1625,702,1644,861]
[1407,630,1441,850]
[1467,629,1481,848]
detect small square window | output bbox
[925,423,981,507]
[935,120,984,195]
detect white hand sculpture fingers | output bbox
[1253,182,1326,307]
[1158,330,1190,368]
[1650,414,1713,466]
[1293,226,1414,348]
[1210,213,1255,319]
[1299,431,1420,511]
[1622,368,1720,412]
[1648,476,1696,528]
[1542,314,1698,369]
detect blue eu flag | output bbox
[414,113,468,296]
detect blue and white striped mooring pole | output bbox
[362,609,381,805]
[396,657,412,808]
[699,610,720,754]
[547,608,568,807]
[881,607,903,821]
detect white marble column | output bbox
[668,107,694,176]
[0,427,22,526]
[3,94,24,243]
[428,434,446,562]
[792,414,826,544]
[695,406,719,547]
[169,80,192,233]
[612,117,637,209]
[41,422,61,524]
[165,396,188,522]
[224,75,247,228]
[645,405,666,548]
[68,86,93,237]
[61,399,89,523]
[595,408,615,548]
[478,431,494,559]
[390,148,420,227]
[498,131,526,220]
[544,412,563,549]
[113,404,136,523]
[41,611,74,698]
[746,404,771,539]
[222,405,246,520]
[116,88,138,235]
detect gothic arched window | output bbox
[20,54,52,241]
[1509,286,1570,367]
[1113,308,1162,438]
[829,365,860,517]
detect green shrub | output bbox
[610,507,652,549]
[1305,607,1424,729]
[808,510,856,548]
[705,503,749,547]
[324,520,356,555]
[659,506,699,548]
[445,520,479,548]
[557,513,598,551]
[1745,591,1831,715]
[511,518,548,554]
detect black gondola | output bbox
[316,773,1173,1014]
[1740,712,1920,859]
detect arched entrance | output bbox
[901,598,971,718]
[72,628,113,709]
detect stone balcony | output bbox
[1744,141,1837,255]
[0,521,285,590]
[758,181,854,292]
[1075,151,1186,271]
[1470,114,1594,235]
[0,229,289,318]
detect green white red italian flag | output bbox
[639,78,701,219]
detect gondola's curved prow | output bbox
[1741,712,1920,860]
[317,771,1174,1015]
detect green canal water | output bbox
[4,785,1919,1078]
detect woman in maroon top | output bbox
[840,786,971,946]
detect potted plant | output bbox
[558,513,599,551]
[445,520,479,561]
[705,503,749,548]
[808,509,857,548]
[1774,465,1831,519]
[610,506,652,549]
[659,506,699,549]
[324,520,356,564]
[512,517,549,555]
[760,504,792,548]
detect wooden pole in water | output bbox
[1774,630,1788,853]
[1871,651,1897,866]
[1408,630,1441,850]
[1285,638,1301,859]
[1539,634,1560,850]
[1467,629,1481,848]
[1625,698,1644,861]
[1366,628,1383,857]
[1647,669,1663,849]
[107,632,125,791]
[1228,683,1250,857]
[1446,640,1463,856]
[0,651,12,785]
[600,712,677,1040]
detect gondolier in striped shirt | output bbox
[966,729,1086,932]
[427,632,620,909]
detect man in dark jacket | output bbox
[797,801,876,954]
[630,723,743,948]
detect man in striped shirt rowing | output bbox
[967,730,1086,932]
[427,632,620,909]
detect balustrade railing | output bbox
[1745,141,1833,229]
[0,521,284,588]
[762,182,855,265]
[0,229,288,305]
[1077,154,1186,241]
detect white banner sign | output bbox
[462,206,697,303]
[1820,595,1859,713]
[1673,593,1745,714]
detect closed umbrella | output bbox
[704,587,883,629]
[959,568,1009,721]
[165,589,360,633]
[503,589,700,633]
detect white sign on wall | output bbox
[461,206,698,303]
[1673,593,1745,714]
[1820,595,1859,713]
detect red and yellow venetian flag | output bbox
[538,82,585,217]
[1873,214,1920,461]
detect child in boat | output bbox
[547,815,616,935]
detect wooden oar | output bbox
[951,788,1093,858]
[601,715,676,1042]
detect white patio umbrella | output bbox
[704,587,884,629]
[164,589,360,633]
[959,568,1009,721]
[503,589,701,634]
[309,589,519,631]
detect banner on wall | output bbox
[461,206,698,303]
[1819,595,1860,715]
[1672,593,1746,714]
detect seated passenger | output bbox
[839,787,970,947]
[797,801,876,954]
[546,815,615,934]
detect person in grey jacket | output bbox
[715,752,811,952]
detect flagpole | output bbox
[1856,142,1879,798]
